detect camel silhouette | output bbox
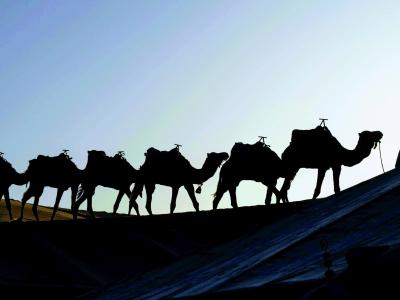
[212,140,285,210]
[279,125,383,202]
[0,154,28,220]
[128,147,229,215]
[72,150,138,219]
[19,151,82,221]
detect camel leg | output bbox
[113,190,125,216]
[265,187,273,205]
[19,186,36,221]
[184,184,199,212]
[129,183,143,216]
[332,166,342,194]
[87,192,95,219]
[213,194,222,210]
[32,187,44,222]
[170,186,180,214]
[212,178,231,210]
[279,178,292,204]
[312,168,327,200]
[279,168,299,203]
[213,186,227,210]
[145,183,155,215]
[73,185,94,220]
[70,185,78,211]
[3,189,13,221]
[73,192,86,220]
[51,188,65,221]
[3,189,14,221]
[269,185,281,204]
[229,187,238,209]
[125,187,140,216]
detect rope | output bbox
[378,142,385,173]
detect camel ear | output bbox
[359,133,361,136]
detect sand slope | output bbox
[0,199,95,222]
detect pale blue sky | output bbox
[1,1,399,214]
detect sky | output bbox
[1,0,399,215]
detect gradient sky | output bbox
[1,1,399,215]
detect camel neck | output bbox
[341,139,373,167]
[192,159,219,184]
[14,170,29,185]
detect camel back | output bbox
[231,141,276,159]
[290,126,335,148]
[86,151,134,174]
[28,153,77,174]
[144,147,192,168]
[0,156,12,170]
[0,156,15,177]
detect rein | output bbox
[378,141,385,173]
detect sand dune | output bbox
[0,199,99,222]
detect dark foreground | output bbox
[1,201,313,299]
[1,168,400,299]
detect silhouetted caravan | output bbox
[128,146,229,215]
[19,150,82,221]
[72,150,138,219]
[280,125,383,202]
[213,139,285,209]
[0,153,28,220]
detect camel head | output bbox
[358,131,383,150]
[206,152,229,168]
[195,152,229,186]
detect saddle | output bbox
[34,152,72,164]
[86,150,130,174]
[230,141,272,158]
[27,152,76,175]
[144,147,191,168]
[290,126,335,147]
[113,151,127,162]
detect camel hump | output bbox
[144,147,191,167]
[231,141,272,158]
[29,153,75,171]
[145,147,183,159]
[145,147,161,157]
[291,125,334,145]
[0,157,15,178]
[0,156,12,168]
[88,150,106,158]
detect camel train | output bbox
[0,123,383,221]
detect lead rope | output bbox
[378,141,385,173]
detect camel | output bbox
[19,151,83,221]
[279,125,383,202]
[72,150,138,219]
[0,154,28,220]
[128,147,229,215]
[212,140,285,209]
